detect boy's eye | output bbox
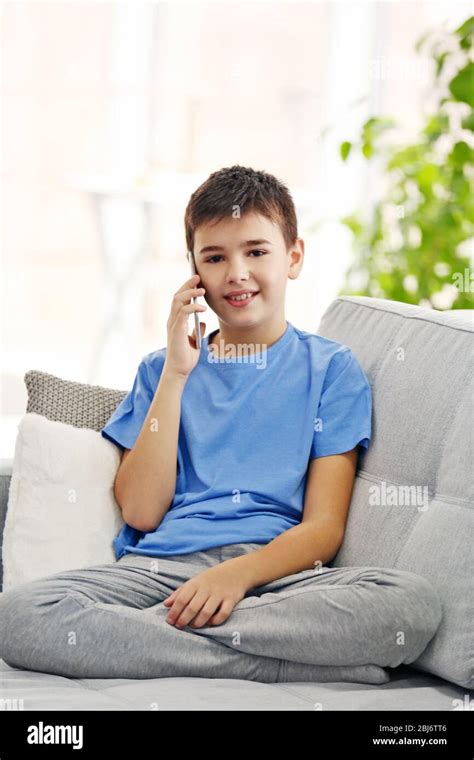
[205,250,268,264]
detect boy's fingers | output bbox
[177,274,200,293]
[169,275,200,312]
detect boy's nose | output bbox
[226,271,251,282]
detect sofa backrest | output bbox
[316,296,473,689]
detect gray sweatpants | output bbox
[0,542,442,684]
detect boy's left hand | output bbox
[163,562,250,629]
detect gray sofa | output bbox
[0,296,472,710]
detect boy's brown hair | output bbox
[184,165,298,254]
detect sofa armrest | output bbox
[0,459,13,592]
[0,458,13,477]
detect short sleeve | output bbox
[100,355,156,451]
[310,348,372,459]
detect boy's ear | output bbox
[288,238,304,278]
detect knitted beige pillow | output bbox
[24,370,126,431]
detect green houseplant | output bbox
[338,16,473,309]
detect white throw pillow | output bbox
[3,413,124,590]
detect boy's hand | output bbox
[163,562,249,629]
[163,273,207,380]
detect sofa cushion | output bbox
[318,297,473,690]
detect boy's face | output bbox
[193,211,304,330]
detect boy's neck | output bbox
[208,318,288,357]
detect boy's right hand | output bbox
[163,274,207,380]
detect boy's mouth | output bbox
[223,291,260,308]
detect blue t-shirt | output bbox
[101,321,372,559]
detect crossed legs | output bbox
[0,554,442,684]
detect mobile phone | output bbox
[186,250,202,349]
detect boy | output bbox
[0,166,441,684]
